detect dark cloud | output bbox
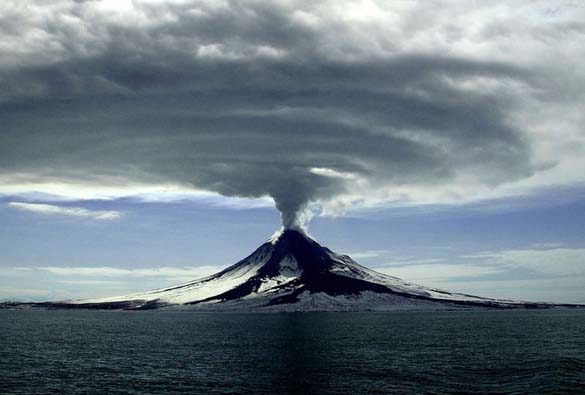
[1,1,584,227]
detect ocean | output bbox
[1,309,584,394]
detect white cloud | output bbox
[37,265,223,279]
[464,247,585,276]
[422,276,585,304]
[374,246,585,302]
[376,247,585,284]
[56,280,125,286]
[7,202,122,220]
[377,263,504,283]
[0,265,225,302]
[0,175,275,210]
[341,250,389,259]
[0,174,204,201]
[0,286,50,298]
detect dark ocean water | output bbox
[1,310,584,395]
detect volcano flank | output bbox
[13,229,578,312]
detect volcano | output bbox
[29,229,567,311]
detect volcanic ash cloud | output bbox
[1,0,584,223]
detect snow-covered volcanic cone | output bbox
[37,229,559,311]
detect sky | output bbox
[1,0,584,303]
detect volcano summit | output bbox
[28,229,567,311]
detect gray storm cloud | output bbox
[1,1,585,227]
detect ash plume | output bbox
[1,0,584,225]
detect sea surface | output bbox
[1,309,584,394]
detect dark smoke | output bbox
[1,1,583,228]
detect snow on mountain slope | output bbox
[74,243,273,305]
[47,229,554,310]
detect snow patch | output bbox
[256,255,301,293]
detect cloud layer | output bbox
[37,265,221,279]
[1,1,585,226]
[7,202,122,220]
[3,245,583,302]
